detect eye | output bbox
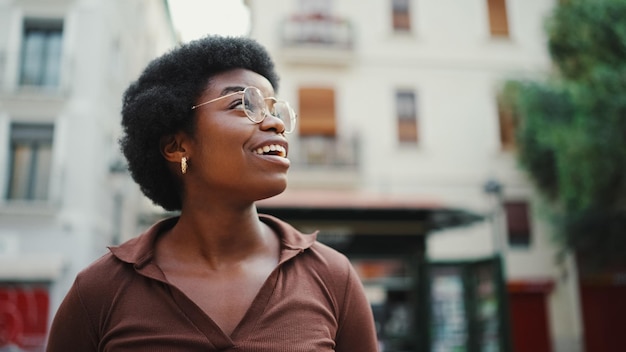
[228,99,246,111]
[229,100,241,109]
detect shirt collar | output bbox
[108,214,318,266]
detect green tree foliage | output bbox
[502,0,626,269]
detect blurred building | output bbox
[0,0,176,349]
[0,0,590,351]
[246,0,583,351]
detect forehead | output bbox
[203,68,275,98]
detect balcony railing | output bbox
[281,14,354,48]
[290,134,360,169]
[280,14,355,65]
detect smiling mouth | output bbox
[253,144,287,158]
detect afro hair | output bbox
[119,35,279,211]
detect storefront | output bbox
[0,247,64,351]
[258,191,512,351]
[0,282,50,350]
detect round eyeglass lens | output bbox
[273,101,295,133]
[243,87,266,123]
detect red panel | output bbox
[580,284,626,352]
[508,279,554,293]
[508,290,552,352]
[0,284,50,350]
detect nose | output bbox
[259,111,287,134]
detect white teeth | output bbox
[254,144,286,157]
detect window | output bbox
[396,90,418,144]
[298,0,332,16]
[297,87,344,166]
[20,18,63,87]
[487,0,509,37]
[392,0,411,32]
[498,101,516,150]
[298,87,336,136]
[6,123,54,201]
[504,201,531,247]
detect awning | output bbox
[256,189,485,234]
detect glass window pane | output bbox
[43,32,63,87]
[8,145,33,199]
[474,264,501,349]
[505,201,531,246]
[353,258,415,351]
[392,0,411,31]
[20,19,63,87]
[32,145,53,200]
[431,266,468,351]
[396,90,418,143]
[7,124,54,201]
[20,31,46,85]
[397,92,416,120]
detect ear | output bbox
[160,132,188,162]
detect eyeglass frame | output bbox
[191,86,297,134]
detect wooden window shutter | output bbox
[498,102,516,150]
[298,87,337,136]
[488,0,509,37]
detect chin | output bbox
[256,180,287,201]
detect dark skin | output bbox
[155,69,290,336]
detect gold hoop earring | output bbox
[181,157,188,175]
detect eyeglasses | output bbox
[191,86,297,134]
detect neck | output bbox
[159,203,275,269]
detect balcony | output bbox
[288,134,360,189]
[279,14,355,66]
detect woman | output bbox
[47,35,378,351]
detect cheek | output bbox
[195,122,250,166]
[192,112,257,164]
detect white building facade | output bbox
[0,0,587,350]
[0,0,176,349]
[246,0,582,351]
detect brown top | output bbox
[46,214,378,352]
